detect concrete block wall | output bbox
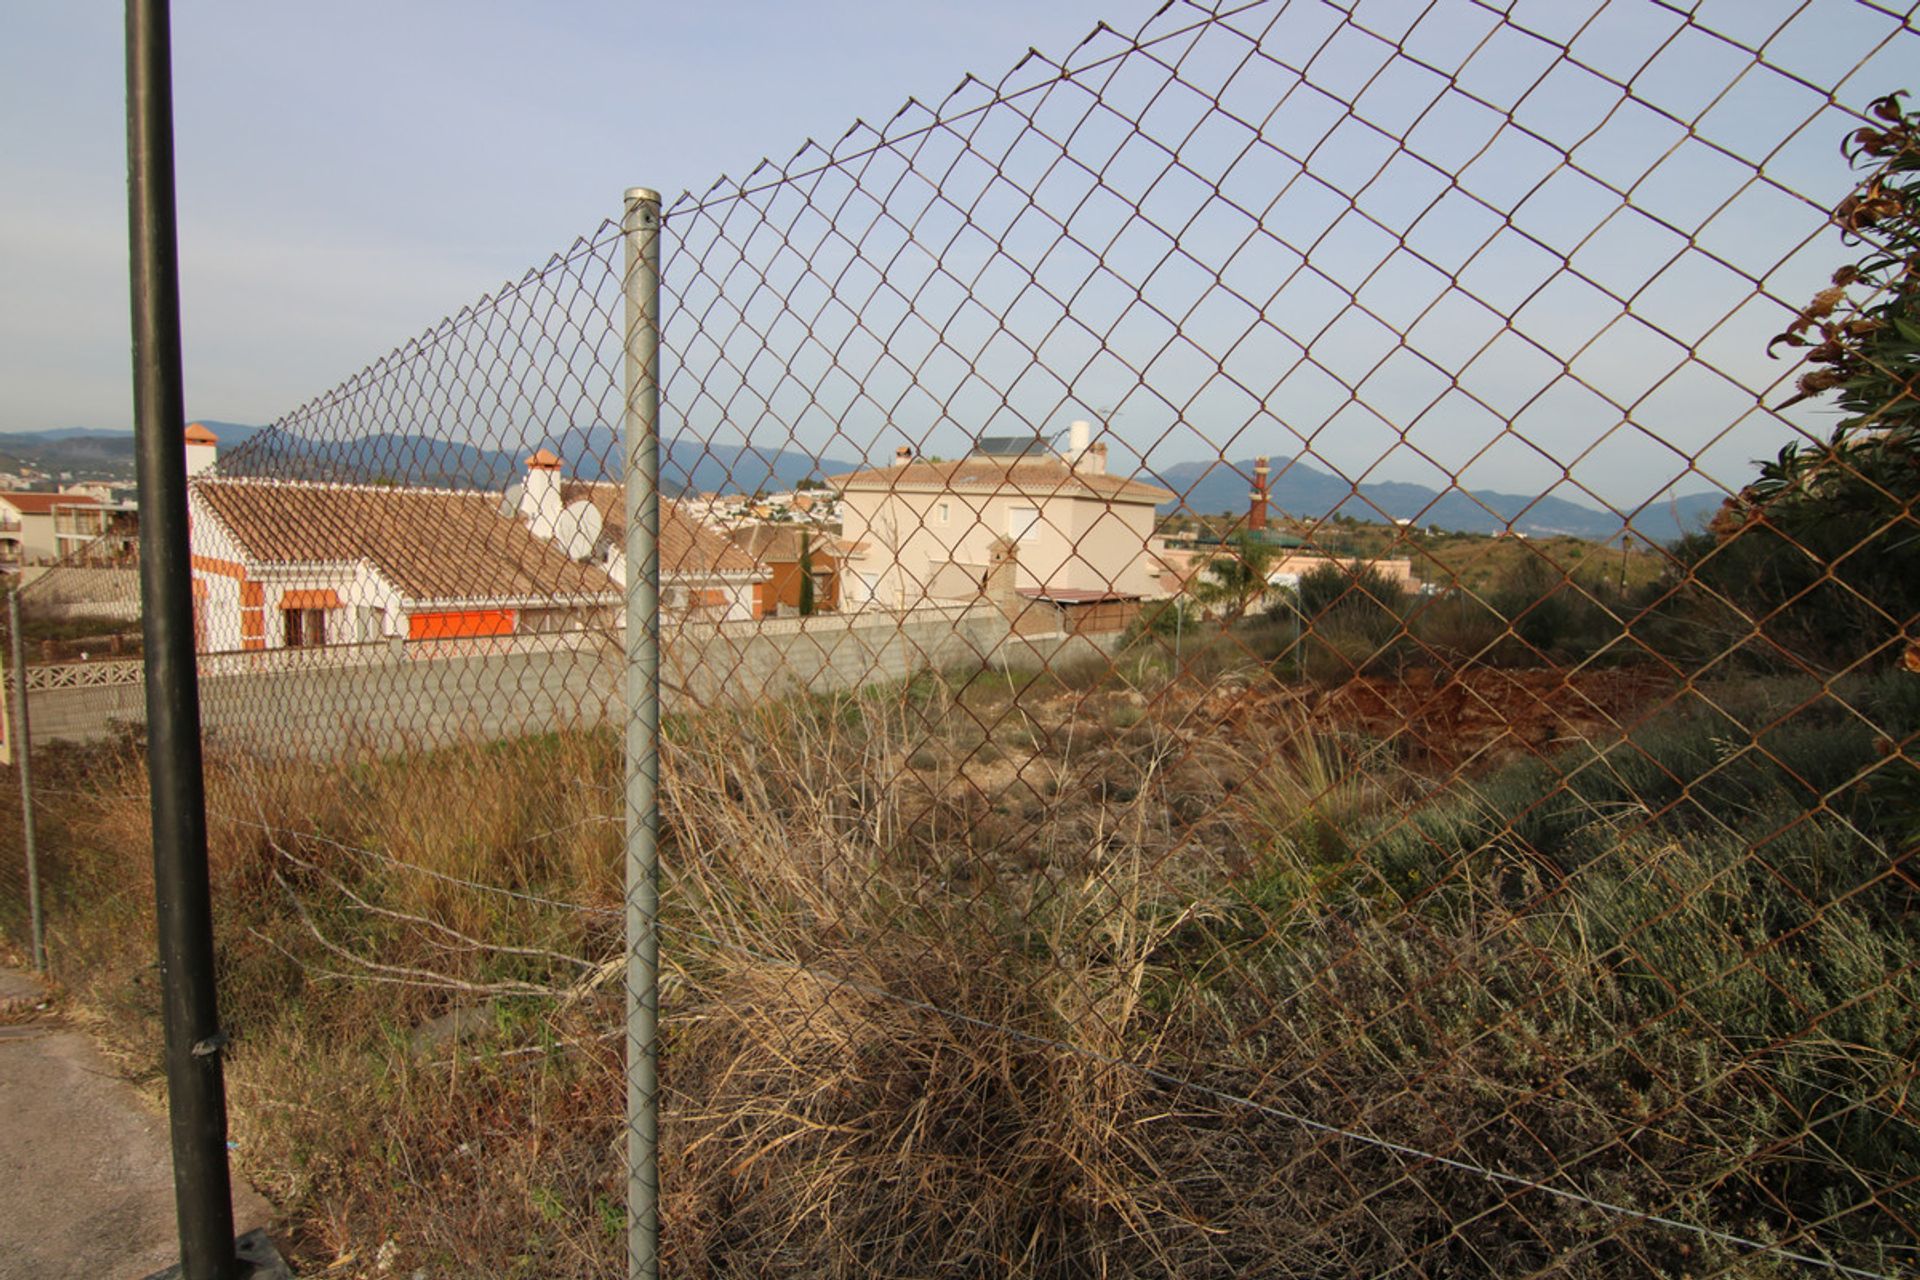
[17,567,142,620]
[12,680,147,749]
[662,604,1011,712]
[12,604,1085,759]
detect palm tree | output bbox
[1190,532,1285,622]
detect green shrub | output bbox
[1666,92,1920,674]
[1297,560,1410,627]
[1403,590,1505,661]
[1347,671,1917,898]
[1293,562,1412,680]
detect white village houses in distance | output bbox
[175,420,1409,654]
[0,490,110,566]
[830,422,1173,624]
[183,425,760,652]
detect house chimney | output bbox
[984,535,1022,622]
[1068,419,1092,462]
[522,448,564,538]
[184,422,218,478]
[893,445,914,468]
[1249,456,1270,532]
[1079,441,1108,476]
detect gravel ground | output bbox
[0,968,274,1280]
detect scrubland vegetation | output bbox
[3,86,1917,1280]
[2,627,1913,1276]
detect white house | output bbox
[828,422,1174,613]
[185,432,762,652]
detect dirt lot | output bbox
[1305,666,1675,770]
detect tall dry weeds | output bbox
[654,684,1248,1276]
[13,669,1912,1276]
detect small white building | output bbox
[829,422,1173,611]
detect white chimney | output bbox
[1067,419,1091,462]
[184,423,218,478]
[1081,441,1108,476]
[521,448,563,538]
[893,445,914,468]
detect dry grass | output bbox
[657,687,1234,1276]
[4,662,1914,1277]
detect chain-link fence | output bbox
[5,0,1919,1275]
[0,516,144,969]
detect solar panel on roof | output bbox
[973,435,1048,457]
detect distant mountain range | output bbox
[214,421,853,497]
[1149,457,1725,543]
[0,427,141,480]
[5,427,149,443]
[0,421,270,482]
[1,423,1727,542]
[521,424,856,496]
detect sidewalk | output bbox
[0,968,276,1280]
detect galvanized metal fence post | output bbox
[8,591,45,973]
[621,185,664,1280]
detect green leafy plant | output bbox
[1701,91,1920,668]
[1190,532,1287,621]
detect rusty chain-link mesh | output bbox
[0,501,142,959]
[4,1,1918,1275]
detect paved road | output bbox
[0,969,274,1280]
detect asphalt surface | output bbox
[0,968,275,1280]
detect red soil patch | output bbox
[1309,666,1675,771]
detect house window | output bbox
[284,607,327,648]
[1008,505,1040,543]
[937,501,951,525]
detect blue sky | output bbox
[1,1,1133,432]
[5,1,1917,512]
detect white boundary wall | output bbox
[8,603,1120,757]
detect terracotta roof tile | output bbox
[0,492,103,515]
[726,522,848,563]
[195,480,618,603]
[560,481,759,575]
[826,457,1172,503]
[195,475,763,606]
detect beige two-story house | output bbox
[0,491,105,565]
[829,424,1174,613]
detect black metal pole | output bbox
[126,3,239,1277]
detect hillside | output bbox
[1,424,1724,543]
[0,421,270,485]
[217,422,853,496]
[1149,455,1723,543]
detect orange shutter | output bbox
[407,609,516,640]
